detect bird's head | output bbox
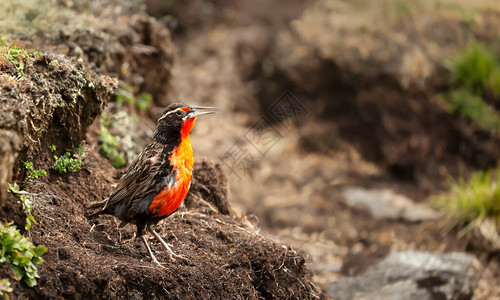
[154,103,216,144]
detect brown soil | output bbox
[1,149,321,299]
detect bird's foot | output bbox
[151,257,167,268]
[168,252,191,264]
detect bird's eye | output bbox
[176,110,183,116]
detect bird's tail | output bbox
[86,198,108,217]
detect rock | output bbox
[0,130,20,204]
[327,251,476,300]
[0,52,116,180]
[342,187,442,222]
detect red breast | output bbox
[149,118,196,217]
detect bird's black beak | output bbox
[187,105,217,119]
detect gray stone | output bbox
[327,251,476,300]
[342,187,442,222]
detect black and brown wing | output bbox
[101,142,174,222]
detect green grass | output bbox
[23,161,46,181]
[442,89,500,131]
[451,42,500,95]
[442,42,500,132]
[433,167,500,235]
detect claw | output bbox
[147,225,190,264]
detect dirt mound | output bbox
[2,152,321,299]
[0,52,115,202]
[8,2,174,106]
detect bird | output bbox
[88,103,216,265]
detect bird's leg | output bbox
[140,235,163,267]
[147,224,189,262]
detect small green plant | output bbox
[52,152,82,174]
[116,83,154,112]
[49,145,56,152]
[7,183,36,231]
[97,126,126,168]
[2,46,28,77]
[0,278,12,299]
[0,222,46,287]
[433,167,500,235]
[115,83,135,105]
[23,161,46,181]
[75,143,86,158]
[137,93,153,112]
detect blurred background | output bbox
[2,0,500,298]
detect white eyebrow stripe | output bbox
[158,107,181,121]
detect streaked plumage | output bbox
[88,103,216,264]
